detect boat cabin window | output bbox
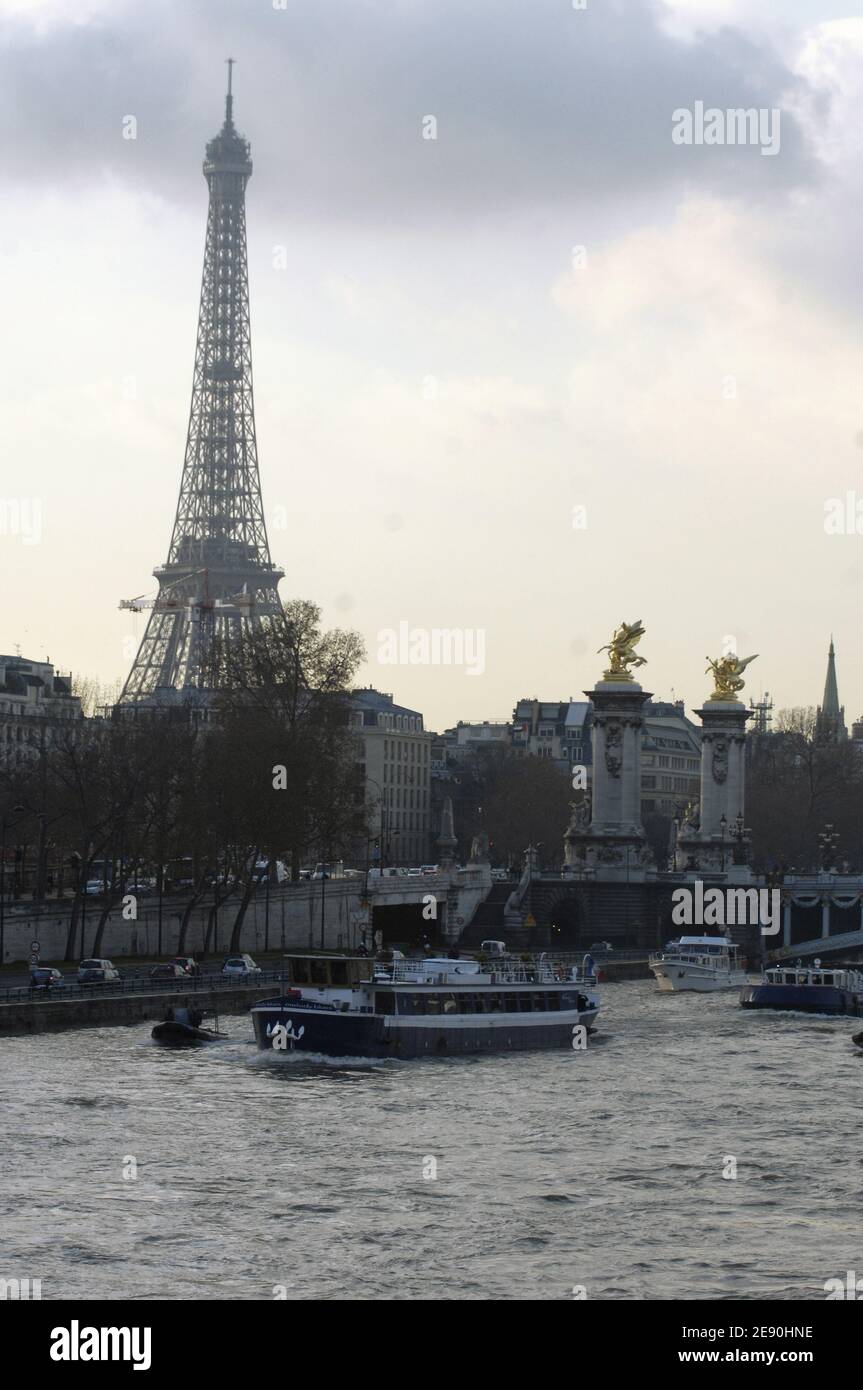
[392,989,585,1016]
[285,956,371,988]
[375,991,396,1015]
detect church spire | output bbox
[816,637,847,742]
[822,636,840,716]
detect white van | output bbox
[78,958,120,984]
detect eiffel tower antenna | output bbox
[225,57,235,125]
[119,68,284,706]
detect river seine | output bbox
[3,981,860,1300]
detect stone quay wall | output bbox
[1,881,365,965]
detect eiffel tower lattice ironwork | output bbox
[119,64,283,705]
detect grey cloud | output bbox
[2,0,818,223]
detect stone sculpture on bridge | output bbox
[598,620,647,683]
[705,652,758,702]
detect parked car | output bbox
[589,941,614,954]
[170,956,199,976]
[150,962,187,980]
[77,958,121,984]
[83,879,105,896]
[30,967,64,991]
[222,954,262,979]
[312,861,346,879]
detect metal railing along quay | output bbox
[0,969,290,1007]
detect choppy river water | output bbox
[2,980,861,1300]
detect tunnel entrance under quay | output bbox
[371,902,437,952]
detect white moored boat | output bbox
[649,935,749,993]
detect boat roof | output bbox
[677,936,734,946]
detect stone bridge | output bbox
[767,874,863,961]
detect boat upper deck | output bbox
[650,936,743,966]
[762,964,863,991]
[280,951,597,990]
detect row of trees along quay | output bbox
[3,605,863,963]
[0,602,369,962]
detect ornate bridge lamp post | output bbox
[818,825,839,874]
[730,812,748,865]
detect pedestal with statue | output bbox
[564,620,656,882]
[674,652,755,881]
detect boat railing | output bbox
[373,952,596,986]
[0,966,294,1006]
[649,948,739,967]
[763,966,863,989]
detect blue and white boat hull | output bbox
[251,999,599,1058]
[740,983,863,1016]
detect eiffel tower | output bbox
[119,63,283,706]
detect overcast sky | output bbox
[3,0,863,728]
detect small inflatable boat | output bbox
[151,1007,227,1046]
[852,1030,863,1050]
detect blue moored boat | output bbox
[741,960,863,1017]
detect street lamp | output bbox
[264,858,271,953]
[0,805,27,973]
[719,814,727,871]
[818,824,839,874]
[365,776,387,873]
[731,812,747,866]
[320,856,327,950]
[525,842,543,893]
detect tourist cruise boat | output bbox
[740,960,863,1016]
[649,935,749,992]
[251,945,600,1057]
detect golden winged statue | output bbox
[598,620,647,682]
[705,652,758,701]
